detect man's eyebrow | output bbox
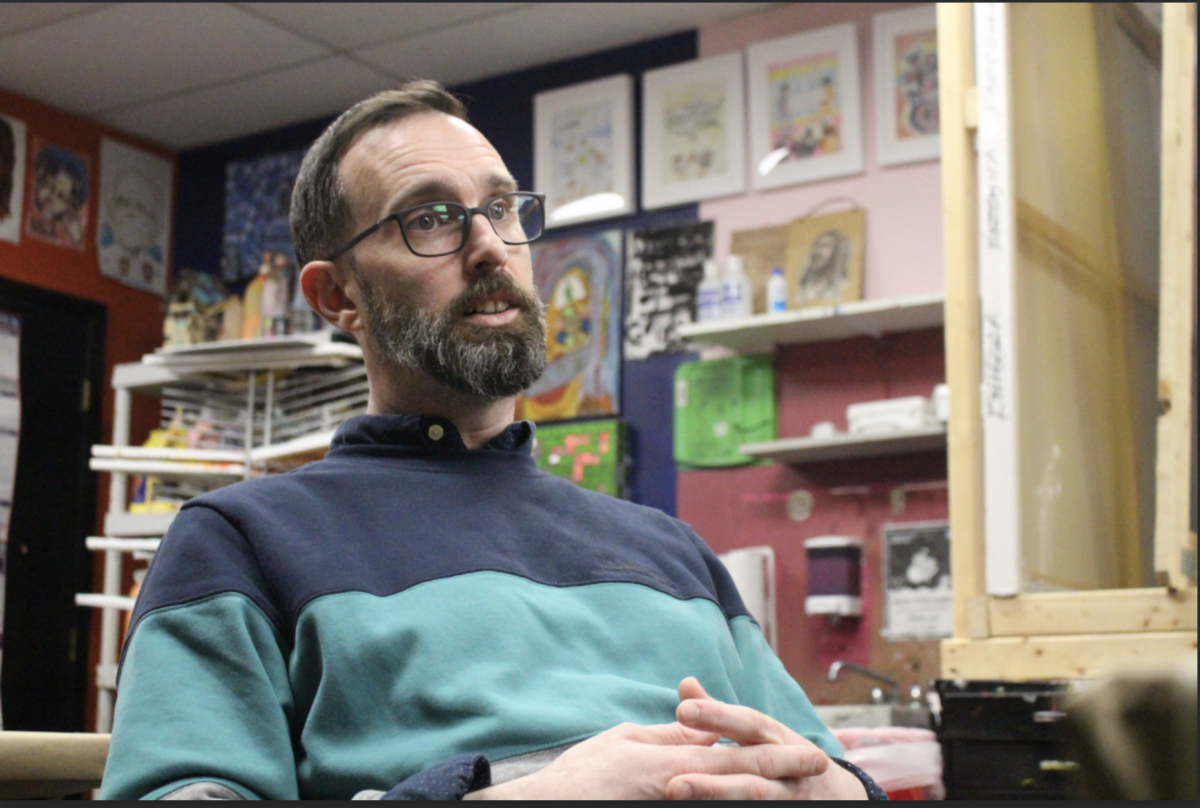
[486,173,519,193]
[385,174,520,215]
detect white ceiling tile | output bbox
[97,56,395,149]
[0,3,329,116]
[355,3,775,86]
[0,3,112,38]
[236,2,526,51]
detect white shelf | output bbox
[88,458,246,478]
[250,428,336,462]
[104,510,176,537]
[92,445,246,463]
[677,292,944,353]
[740,424,947,465]
[86,537,162,554]
[75,593,137,611]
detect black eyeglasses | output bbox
[327,192,546,260]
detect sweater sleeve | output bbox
[100,506,300,800]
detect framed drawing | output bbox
[873,5,940,166]
[517,229,623,423]
[25,138,91,251]
[0,113,27,245]
[747,22,864,190]
[624,220,714,359]
[98,138,174,295]
[882,521,952,639]
[534,75,635,228]
[641,52,746,210]
[782,208,865,309]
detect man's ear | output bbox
[301,261,363,334]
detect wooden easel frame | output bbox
[938,2,1197,681]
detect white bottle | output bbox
[767,266,788,313]
[721,254,753,319]
[696,259,722,322]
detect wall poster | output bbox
[533,418,627,498]
[873,5,940,166]
[24,137,90,250]
[0,113,27,245]
[534,75,635,228]
[221,148,305,284]
[624,221,714,360]
[882,521,952,639]
[747,22,864,190]
[516,229,623,423]
[641,52,746,210]
[98,137,174,294]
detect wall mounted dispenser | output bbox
[804,535,863,618]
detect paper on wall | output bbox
[0,311,21,730]
[0,113,27,245]
[98,137,173,294]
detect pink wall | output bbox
[681,5,948,699]
[698,2,943,301]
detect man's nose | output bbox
[462,210,508,275]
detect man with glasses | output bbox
[102,82,878,801]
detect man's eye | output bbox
[488,202,510,221]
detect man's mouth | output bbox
[465,297,516,316]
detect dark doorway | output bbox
[0,276,105,731]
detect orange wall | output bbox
[1,86,174,482]
[1,87,176,734]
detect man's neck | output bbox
[364,361,517,449]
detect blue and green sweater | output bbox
[102,414,846,800]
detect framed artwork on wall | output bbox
[782,208,865,309]
[0,113,27,245]
[98,138,174,295]
[517,229,623,423]
[873,4,940,167]
[641,52,746,210]
[534,74,635,229]
[747,22,864,191]
[24,137,91,251]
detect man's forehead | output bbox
[339,112,511,218]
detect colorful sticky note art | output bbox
[533,419,627,498]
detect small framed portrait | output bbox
[747,22,864,191]
[873,5,940,167]
[783,208,865,309]
[25,138,91,251]
[534,74,635,229]
[641,52,746,210]
[98,137,174,295]
[0,112,27,245]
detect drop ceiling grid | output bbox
[0,2,776,148]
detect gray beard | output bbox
[356,269,548,401]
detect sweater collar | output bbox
[330,413,535,455]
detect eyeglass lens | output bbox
[401,193,544,257]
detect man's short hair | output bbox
[290,80,469,267]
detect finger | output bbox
[677,698,799,747]
[688,741,830,780]
[626,721,722,747]
[677,676,713,703]
[666,773,800,801]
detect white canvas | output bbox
[97,137,174,294]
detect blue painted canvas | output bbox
[221,149,306,283]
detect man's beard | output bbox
[355,268,547,401]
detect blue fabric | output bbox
[381,754,490,800]
[104,414,849,800]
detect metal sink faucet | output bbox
[827,661,901,704]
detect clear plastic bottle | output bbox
[721,254,753,319]
[767,266,788,313]
[696,259,722,322]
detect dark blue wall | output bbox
[173,31,700,515]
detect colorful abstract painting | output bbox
[517,230,622,423]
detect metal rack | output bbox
[77,333,364,732]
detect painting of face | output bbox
[25,139,89,250]
[783,208,864,309]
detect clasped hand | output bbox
[467,678,866,800]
